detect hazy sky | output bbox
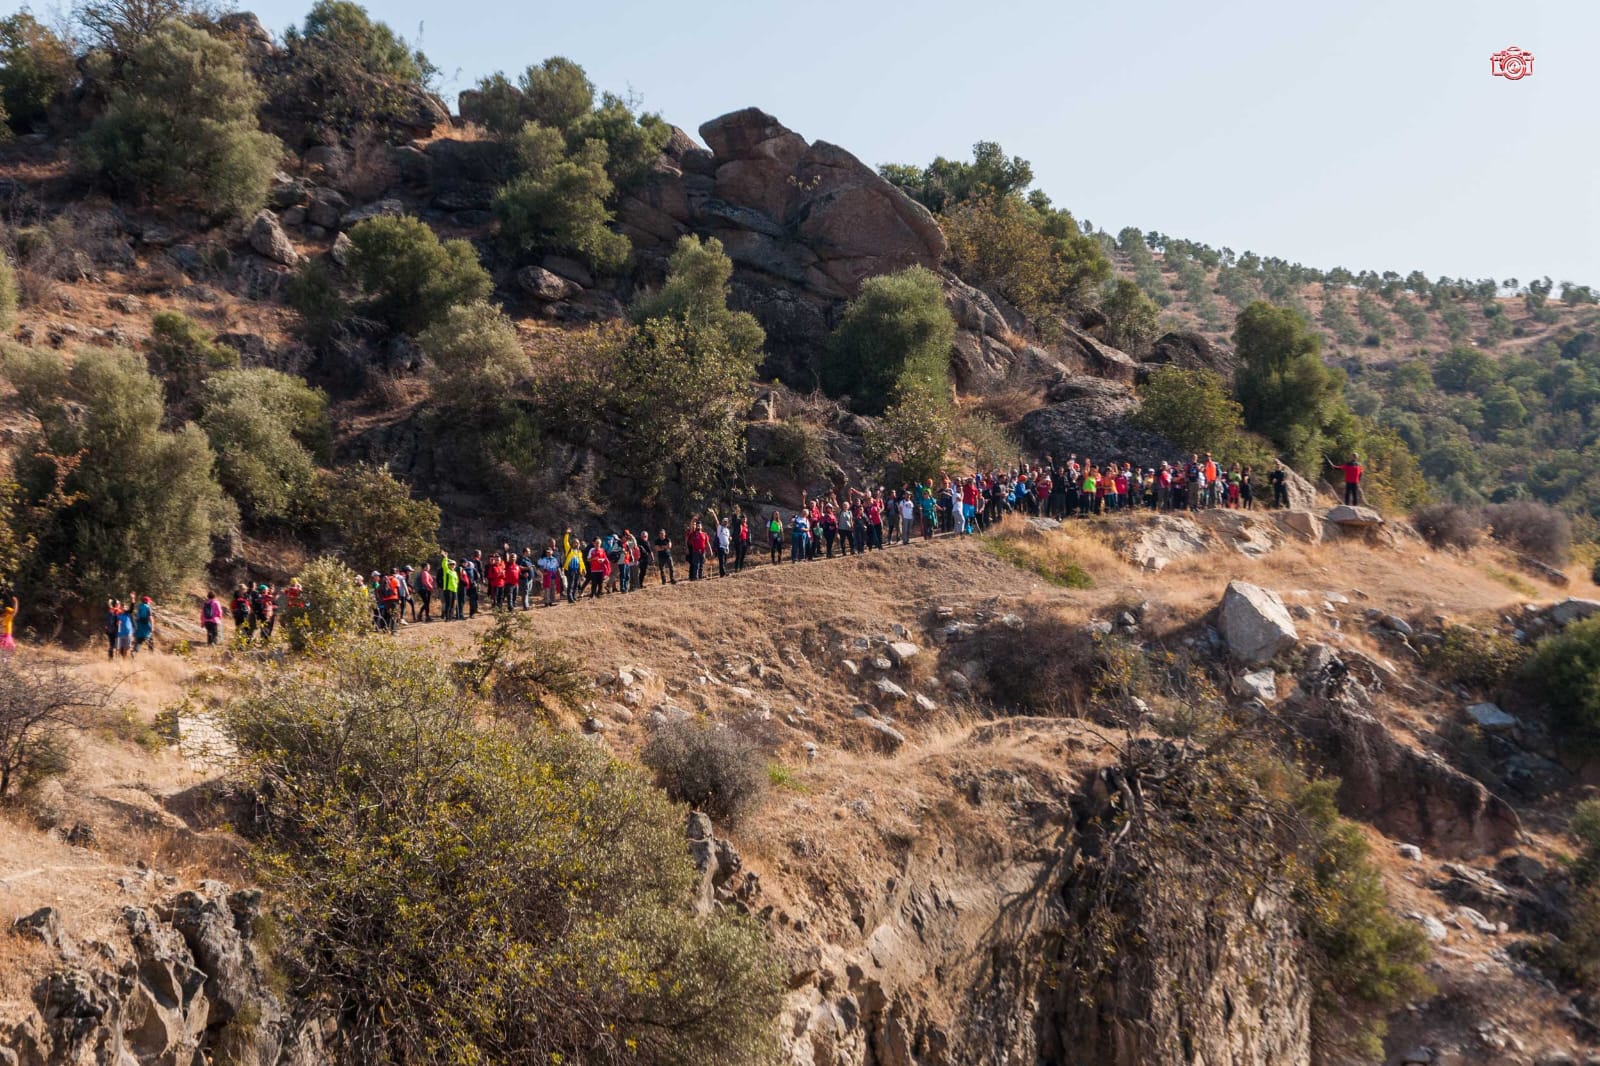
[234,0,1597,286]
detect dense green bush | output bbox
[0,13,75,134]
[606,236,765,504]
[822,266,953,416]
[281,554,373,653]
[1528,617,1600,753]
[273,1,434,133]
[1133,367,1246,454]
[4,345,234,618]
[345,215,492,335]
[467,56,669,189]
[493,122,629,272]
[1233,301,1345,471]
[143,310,239,416]
[643,717,769,826]
[78,21,282,216]
[321,463,439,569]
[200,369,329,526]
[226,640,782,1065]
[419,301,531,410]
[1421,624,1527,691]
[286,259,349,348]
[1101,277,1161,354]
[1292,779,1431,1056]
[864,384,954,485]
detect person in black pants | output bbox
[1270,463,1290,509]
[653,529,676,585]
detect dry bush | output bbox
[976,384,1044,425]
[338,127,399,201]
[1411,503,1485,551]
[642,718,769,826]
[1487,500,1572,565]
[0,661,111,799]
[974,609,1118,718]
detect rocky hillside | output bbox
[7,504,1600,1065]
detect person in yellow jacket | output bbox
[561,542,586,604]
[439,554,460,621]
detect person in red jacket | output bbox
[586,539,611,598]
[1327,453,1364,506]
[487,557,507,609]
[686,522,710,580]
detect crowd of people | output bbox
[2,451,1359,651]
[340,451,1358,632]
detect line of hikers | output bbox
[180,450,1363,638]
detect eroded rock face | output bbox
[1300,645,1522,860]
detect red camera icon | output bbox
[1490,46,1534,80]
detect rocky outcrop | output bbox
[1018,378,1179,468]
[1299,644,1522,860]
[1139,330,1237,384]
[1219,581,1299,665]
[246,208,297,264]
[2,883,324,1066]
[776,730,1313,1066]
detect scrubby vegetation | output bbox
[78,21,282,215]
[822,265,953,416]
[643,717,769,826]
[3,346,234,619]
[1528,617,1600,754]
[0,660,107,798]
[345,215,493,335]
[321,463,440,568]
[227,640,783,1065]
[200,369,330,528]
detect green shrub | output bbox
[492,122,630,272]
[864,383,954,485]
[1528,617,1600,753]
[607,236,765,504]
[1232,301,1345,471]
[418,301,530,410]
[345,215,491,335]
[1292,779,1431,1057]
[1422,624,1527,691]
[1101,277,1161,354]
[273,1,435,133]
[286,260,349,349]
[0,13,73,134]
[643,717,769,826]
[143,310,239,416]
[225,640,782,1065]
[1132,366,1244,453]
[822,266,954,416]
[321,463,439,570]
[4,346,235,619]
[200,369,329,526]
[281,555,373,653]
[766,418,828,482]
[468,57,669,189]
[459,611,592,716]
[78,21,282,216]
